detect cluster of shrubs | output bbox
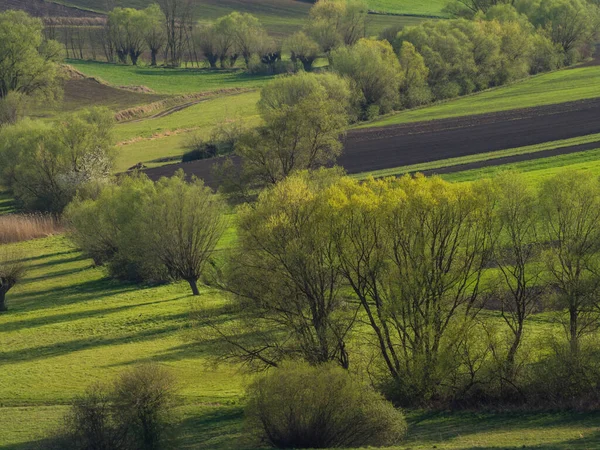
[55,362,407,450]
[210,167,600,411]
[51,364,177,450]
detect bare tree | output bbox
[158,0,193,67]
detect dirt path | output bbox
[143,96,600,187]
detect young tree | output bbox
[144,4,167,66]
[0,251,26,312]
[0,10,62,102]
[145,173,227,296]
[331,38,403,116]
[285,31,321,71]
[231,72,351,188]
[538,170,600,356]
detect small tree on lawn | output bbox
[146,172,227,296]
[0,251,26,312]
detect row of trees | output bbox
[60,151,600,409]
[205,168,600,407]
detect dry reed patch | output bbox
[0,214,63,244]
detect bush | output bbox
[245,362,407,448]
[113,364,177,449]
[56,364,177,450]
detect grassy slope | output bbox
[114,91,261,170]
[365,65,600,128]
[368,0,448,16]
[68,61,276,95]
[3,233,600,449]
[443,147,600,184]
[50,0,420,36]
[51,0,448,17]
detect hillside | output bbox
[47,0,449,17]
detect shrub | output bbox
[245,362,407,448]
[56,364,177,450]
[113,364,177,449]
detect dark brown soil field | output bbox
[143,97,600,187]
[0,0,102,17]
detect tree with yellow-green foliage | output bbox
[0,10,62,120]
[331,38,403,117]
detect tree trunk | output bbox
[0,287,8,312]
[569,305,579,356]
[151,49,158,66]
[187,278,200,296]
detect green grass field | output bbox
[68,61,276,96]
[368,0,448,16]
[50,0,421,37]
[50,0,447,18]
[442,147,600,184]
[365,65,600,128]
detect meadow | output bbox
[3,232,600,449]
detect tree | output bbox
[220,169,356,369]
[0,108,115,213]
[331,38,403,116]
[493,171,544,383]
[0,10,62,102]
[144,4,167,66]
[330,175,496,404]
[107,7,150,65]
[397,41,432,108]
[532,0,598,57]
[145,173,227,296]
[230,72,351,188]
[67,172,226,295]
[227,12,269,67]
[285,31,321,71]
[0,251,26,312]
[307,0,368,53]
[538,170,600,357]
[196,23,219,68]
[158,0,194,66]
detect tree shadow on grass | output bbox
[406,410,600,448]
[0,297,185,333]
[7,278,141,313]
[0,311,189,365]
[175,406,251,450]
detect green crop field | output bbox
[3,232,600,449]
[364,65,600,128]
